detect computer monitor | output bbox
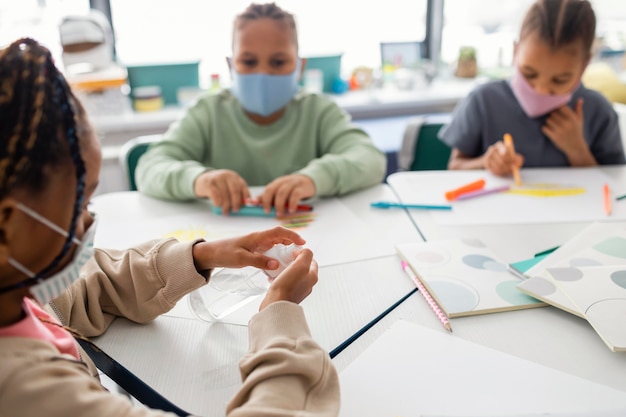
[380,41,423,69]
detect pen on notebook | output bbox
[370,201,452,211]
[455,185,510,201]
[503,133,521,186]
[444,179,486,201]
[604,183,612,216]
[400,260,452,333]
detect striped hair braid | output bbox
[0,38,87,277]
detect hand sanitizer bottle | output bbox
[188,243,302,322]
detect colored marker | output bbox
[503,133,521,186]
[455,185,510,201]
[370,201,452,211]
[604,183,612,216]
[444,179,485,201]
[212,204,313,217]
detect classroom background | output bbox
[1,0,626,195]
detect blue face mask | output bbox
[230,58,301,117]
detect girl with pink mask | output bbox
[440,0,625,176]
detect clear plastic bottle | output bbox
[188,243,302,321]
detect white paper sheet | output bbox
[388,168,625,225]
[339,320,626,416]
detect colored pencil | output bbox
[370,201,452,211]
[401,260,452,333]
[328,288,418,359]
[616,194,626,201]
[455,185,510,201]
[503,133,521,186]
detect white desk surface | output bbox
[90,179,626,416]
[90,184,420,416]
[384,167,626,389]
[387,166,626,262]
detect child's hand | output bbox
[258,174,316,217]
[541,99,594,165]
[194,169,251,215]
[259,248,318,310]
[192,226,306,273]
[483,141,524,177]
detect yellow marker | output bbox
[503,133,521,186]
[508,186,586,197]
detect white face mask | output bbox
[6,203,96,305]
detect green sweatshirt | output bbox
[135,90,386,200]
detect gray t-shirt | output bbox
[438,80,626,166]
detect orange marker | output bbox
[604,183,612,216]
[503,133,521,186]
[444,179,486,201]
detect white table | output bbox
[387,166,626,262]
[384,167,626,391]
[91,177,626,416]
[90,184,421,416]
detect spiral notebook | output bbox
[396,238,544,318]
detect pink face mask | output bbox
[510,67,574,118]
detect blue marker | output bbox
[370,201,452,211]
[211,205,276,217]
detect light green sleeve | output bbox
[135,100,213,201]
[297,102,387,197]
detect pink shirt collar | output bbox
[0,297,79,359]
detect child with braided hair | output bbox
[0,38,338,417]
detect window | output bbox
[441,0,626,77]
[109,0,428,87]
[0,0,90,61]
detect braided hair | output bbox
[0,38,87,278]
[232,3,298,51]
[520,0,596,55]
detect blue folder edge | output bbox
[509,246,559,275]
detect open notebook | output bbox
[339,320,626,417]
[516,222,626,351]
[396,238,543,318]
[517,222,626,316]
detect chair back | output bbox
[398,114,452,171]
[118,135,161,191]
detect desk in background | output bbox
[93,79,478,195]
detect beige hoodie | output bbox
[0,238,339,417]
